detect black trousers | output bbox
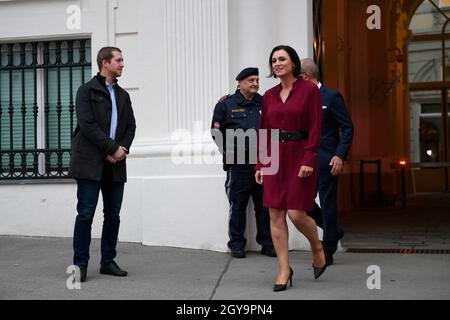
[225,165,272,251]
[308,168,340,254]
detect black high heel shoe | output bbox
[273,267,294,292]
[312,243,327,279]
[312,263,327,279]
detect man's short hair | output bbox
[301,58,319,80]
[97,47,122,71]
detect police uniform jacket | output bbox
[211,90,262,170]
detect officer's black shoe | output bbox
[79,266,87,282]
[100,261,128,277]
[231,250,246,258]
[260,246,277,257]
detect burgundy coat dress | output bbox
[256,78,322,211]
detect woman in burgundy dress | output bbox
[255,45,327,291]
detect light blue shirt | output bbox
[106,82,118,140]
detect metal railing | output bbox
[391,162,450,208]
[0,39,91,180]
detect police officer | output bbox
[211,67,276,258]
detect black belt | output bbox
[278,130,309,142]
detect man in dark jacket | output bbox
[301,58,354,266]
[69,47,136,282]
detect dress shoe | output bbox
[337,228,345,241]
[329,227,344,255]
[260,246,277,257]
[273,267,293,292]
[325,251,334,267]
[100,261,128,277]
[324,228,344,266]
[231,249,246,258]
[78,266,87,282]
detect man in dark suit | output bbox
[69,47,136,282]
[301,58,354,266]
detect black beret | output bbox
[235,67,259,81]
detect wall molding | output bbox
[164,0,229,132]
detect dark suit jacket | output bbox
[318,85,354,169]
[69,75,136,182]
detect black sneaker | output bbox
[260,246,277,257]
[231,249,246,258]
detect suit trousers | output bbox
[309,169,339,254]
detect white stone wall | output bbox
[0,0,318,252]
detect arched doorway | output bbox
[408,0,450,192]
[316,0,450,250]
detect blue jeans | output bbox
[73,178,124,267]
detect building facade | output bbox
[3,0,446,252]
[0,0,315,251]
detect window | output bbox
[408,1,450,165]
[0,39,91,180]
[408,0,450,192]
[409,91,446,163]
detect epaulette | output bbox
[218,94,230,103]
